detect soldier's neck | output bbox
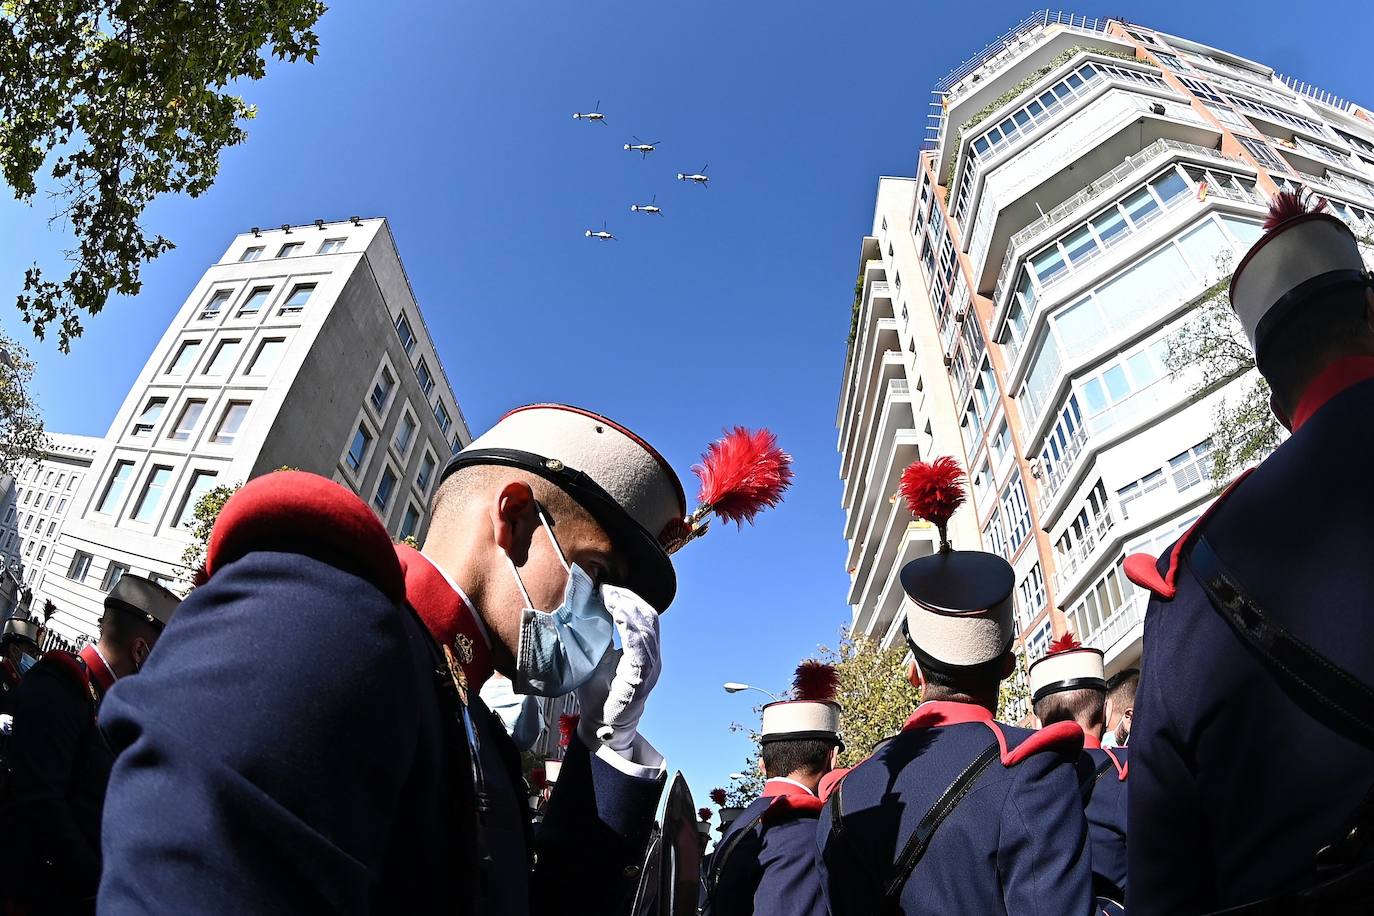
[921,685,999,715]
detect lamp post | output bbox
[722,682,781,702]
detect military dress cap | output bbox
[897,457,1016,672]
[762,660,844,748]
[1028,634,1105,703]
[1,613,40,649]
[1229,188,1373,363]
[106,574,180,630]
[444,404,687,610]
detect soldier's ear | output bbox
[493,481,538,557]
[905,660,922,689]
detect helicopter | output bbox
[585,221,615,241]
[630,195,663,216]
[624,136,660,158]
[676,165,710,187]
[572,101,607,124]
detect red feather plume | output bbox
[694,427,794,526]
[1263,186,1326,231]
[710,787,728,806]
[558,713,579,748]
[899,457,966,545]
[529,767,548,792]
[793,659,840,702]
[1048,632,1082,654]
[699,807,713,822]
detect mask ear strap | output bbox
[506,551,534,609]
[536,504,571,572]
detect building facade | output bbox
[838,13,1374,709]
[37,218,471,641]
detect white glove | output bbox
[576,584,662,757]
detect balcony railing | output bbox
[1277,73,1352,112]
[1085,592,1145,653]
[993,139,1243,305]
[938,10,1112,97]
[1034,425,1088,514]
[1051,507,1117,597]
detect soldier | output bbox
[0,575,177,915]
[817,457,1094,915]
[0,610,43,715]
[702,660,842,916]
[97,405,790,914]
[1030,634,1128,903]
[1123,189,1374,912]
[1102,667,1138,749]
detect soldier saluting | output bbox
[817,458,1094,915]
[97,405,790,915]
[1124,189,1374,912]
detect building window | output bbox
[212,402,250,445]
[278,242,303,258]
[1237,135,1287,172]
[246,337,286,376]
[21,490,30,505]
[200,289,232,319]
[56,473,64,488]
[1026,618,1053,660]
[22,514,32,529]
[1016,564,1047,624]
[68,550,93,581]
[400,504,421,540]
[36,546,46,564]
[149,573,175,590]
[374,466,398,513]
[169,400,206,442]
[415,358,434,397]
[57,499,65,513]
[240,246,264,262]
[167,339,203,375]
[96,461,134,515]
[416,451,437,495]
[46,520,56,537]
[1000,477,1032,549]
[203,338,243,375]
[983,510,1009,560]
[395,313,416,355]
[318,238,345,254]
[394,412,417,454]
[67,475,76,491]
[24,541,32,556]
[371,367,395,412]
[174,470,220,529]
[346,424,372,473]
[101,562,130,592]
[132,465,173,523]
[280,283,315,313]
[44,495,53,510]
[1117,468,1166,519]
[44,470,52,485]
[434,401,452,436]
[451,433,463,455]
[238,286,271,316]
[1169,439,1214,491]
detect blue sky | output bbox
[2,0,1371,811]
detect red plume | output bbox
[899,457,966,548]
[558,713,579,748]
[793,659,840,702]
[694,427,794,526]
[529,767,548,791]
[710,787,728,806]
[698,807,713,822]
[1263,186,1327,231]
[1048,632,1082,654]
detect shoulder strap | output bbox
[1190,535,1374,750]
[880,741,1001,911]
[702,803,769,913]
[1080,758,1114,804]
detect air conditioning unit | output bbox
[943,353,953,367]
[1150,102,1166,115]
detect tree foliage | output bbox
[821,629,921,767]
[178,479,241,588]
[0,327,47,475]
[0,0,327,351]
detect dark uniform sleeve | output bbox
[97,551,421,915]
[6,666,101,896]
[752,817,825,916]
[1127,596,1214,915]
[532,733,665,912]
[998,749,1096,916]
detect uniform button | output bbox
[623,865,640,878]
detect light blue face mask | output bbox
[510,508,614,698]
[1100,729,1119,749]
[17,653,37,675]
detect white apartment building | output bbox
[839,12,1374,704]
[37,217,471,640]
[0,433,102,617]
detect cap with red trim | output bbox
[1229,188,1372,365]
[1028,633,1105,704]
[761,660,843,749]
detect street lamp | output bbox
[728,772,749,780]
[722,682,780,702]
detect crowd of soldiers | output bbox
[0,187,1369,914]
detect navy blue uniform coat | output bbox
[817,700,1094,916]
[704,780,826,916]
[1078,742,1128,900]
[1125,361,1374,913]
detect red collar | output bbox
[1291,355,1374,432]
[902,700,994,731]
[1083,732,1102,749]
[79,645,116,696]
[394,545,494,689]
[760,778,824,822]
